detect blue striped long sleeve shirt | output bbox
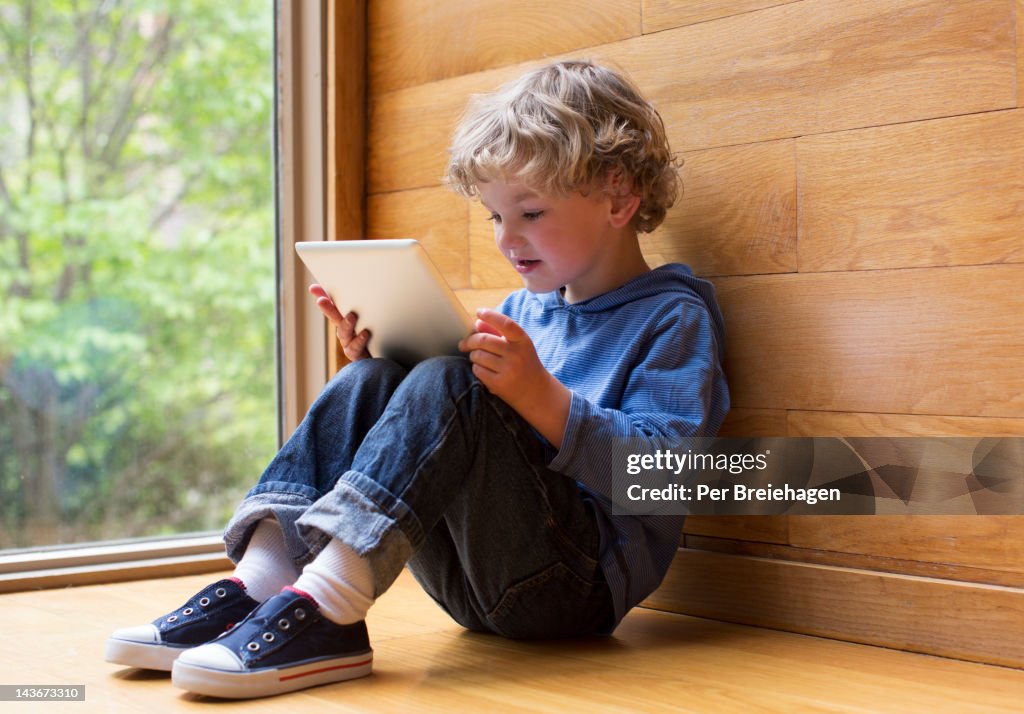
[499,263,730,631]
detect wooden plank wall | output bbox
[362,0,1024,667]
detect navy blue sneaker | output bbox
[171,587,372,698]
[105,578,259,671]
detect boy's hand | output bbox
[309,283,371,361]
[459,308,571,448]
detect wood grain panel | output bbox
[644,549,1024,668]
[687,533,1024,588]
[686,408,791,551]
[690,415,1024,577]
[684,516,789,544]
[368,65,527,194]
[788,411,1024,437]
[367,187,470,288]
[718,408,788,437]
[798,109,1024,272]
[714,265,1024,417]
[1019,0,1024,108]
[370,0,1016,194]
[646,141,796,277]
[786,517,1024,575]
[642,0,800,33]
[369,0,641,95]
[776,411,1024,582]
[614,0,1016,151]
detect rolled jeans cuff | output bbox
[295,469,416,598]
[222,482,321,568]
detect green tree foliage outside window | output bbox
[0,0,276,548]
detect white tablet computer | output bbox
[295,239,475,367]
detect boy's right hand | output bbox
[309,283,371,361]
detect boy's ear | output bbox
[604,168,641,229]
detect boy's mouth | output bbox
[514,258,541,274]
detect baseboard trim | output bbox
[641,548,1024,669]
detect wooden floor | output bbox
[4,570,1024,712]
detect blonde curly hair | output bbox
[445,60,680,233]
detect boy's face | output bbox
[477,180,623,303]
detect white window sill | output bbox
[0,535,231,593]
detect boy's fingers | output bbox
[344,328,369,347]
[310,284,335,306]
[460,331,505,354]
[475,308,527,342]
[344,330,370,357]
[467,348,501,371]
[473,319,503,337]
[470,362,495,383]
[315,296,343,322]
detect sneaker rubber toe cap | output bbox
[105,625,181,671]
[177,643,245,672]
[110,624,160,644]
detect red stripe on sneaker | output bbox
[283,585,320,609]
[278,658,373,682]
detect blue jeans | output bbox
[223,357,613,638]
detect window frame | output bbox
[0,0,363,593]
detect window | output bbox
[0,1,277,552]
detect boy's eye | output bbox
[484,210,543,223]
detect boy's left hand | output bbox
[459,308,572,449]
[458,308,548,408]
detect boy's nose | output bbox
[496,225,525,252]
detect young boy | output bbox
[105,59,729,699]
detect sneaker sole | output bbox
[105,637,187,671]
[171,651,373,699]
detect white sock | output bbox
[292,538,375,625]
[231,519,300,602]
